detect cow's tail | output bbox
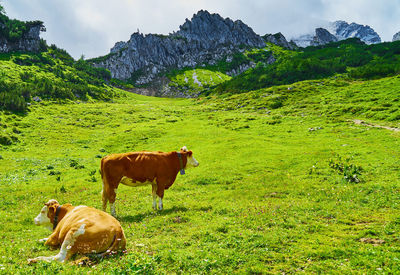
[109,229,126,252]
[96,229,126,259]
[73,229,126,264]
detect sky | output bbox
[2,0,399,59]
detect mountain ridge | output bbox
[91,10,265,85]
[292,20,381,47]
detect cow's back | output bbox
[102,151,176,182]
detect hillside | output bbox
[1,74,400,273]
[213,39,400,94]
[0,46,123,113]
[105,38,400,98]
[0,3,124,116]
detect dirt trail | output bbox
[353,119,400,132]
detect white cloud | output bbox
[2,0,399,59]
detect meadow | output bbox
[0,74,400,274]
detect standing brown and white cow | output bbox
[100,146,199,216]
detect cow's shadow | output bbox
[120,205,190,223]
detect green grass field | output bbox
[0,75,400,273]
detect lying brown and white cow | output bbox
[28,199,126,263]
[101,146,199,216]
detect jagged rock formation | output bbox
[393,32,400,42]
[291,28,337,47]
[262,32,297,49]
[92,10,265,84]
[0,21,45,53]
[328,21,381,44]
[312,28,338,45]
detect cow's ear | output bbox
[187,151,193,156]
[48,205,56,213]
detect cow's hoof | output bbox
[28,258,38,264]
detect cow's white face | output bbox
[187,154,199,168]
[34,205,52,229]
[180,146,199,168]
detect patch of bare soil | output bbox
[353,120,400,132]
[359,238,385,246]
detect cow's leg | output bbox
[159,197,163,210]
[110,202,116,217]
[103,179,119,217]
[109,189,117,217]
[44,231,60,247]
[29,227,84,263]
[152,184,158,210]
[156,183,165,211]
[101,187,108,212]
[53,226,85,262]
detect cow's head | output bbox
[34,199,60,231]
[180,146,199,168]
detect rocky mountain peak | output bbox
[328,20,381,44]
[93,10,265,85]
[292,20,381,48]
[313,28,338,45]
[393,31,400,42]
[174,10,264,48]
[291,27,337,48]
[263,32,297,50]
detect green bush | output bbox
[0,134,13,145]
[329,155,363,183]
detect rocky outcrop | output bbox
[175,10,264,49]
[292,28,337,47]
[92,10,265,84]
[0,21,45,53]
[312,28,338,46]
[393,32,400,42]
[328,21,381,44]
[263,32,297,49]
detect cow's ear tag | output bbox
[180,169,185,175]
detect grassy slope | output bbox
[204,75,400,125]
[0,50,121,145]
[168,68,231,94]
[0,74,400,273]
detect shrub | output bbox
[329,155,363,183]
[0,134,13,145]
